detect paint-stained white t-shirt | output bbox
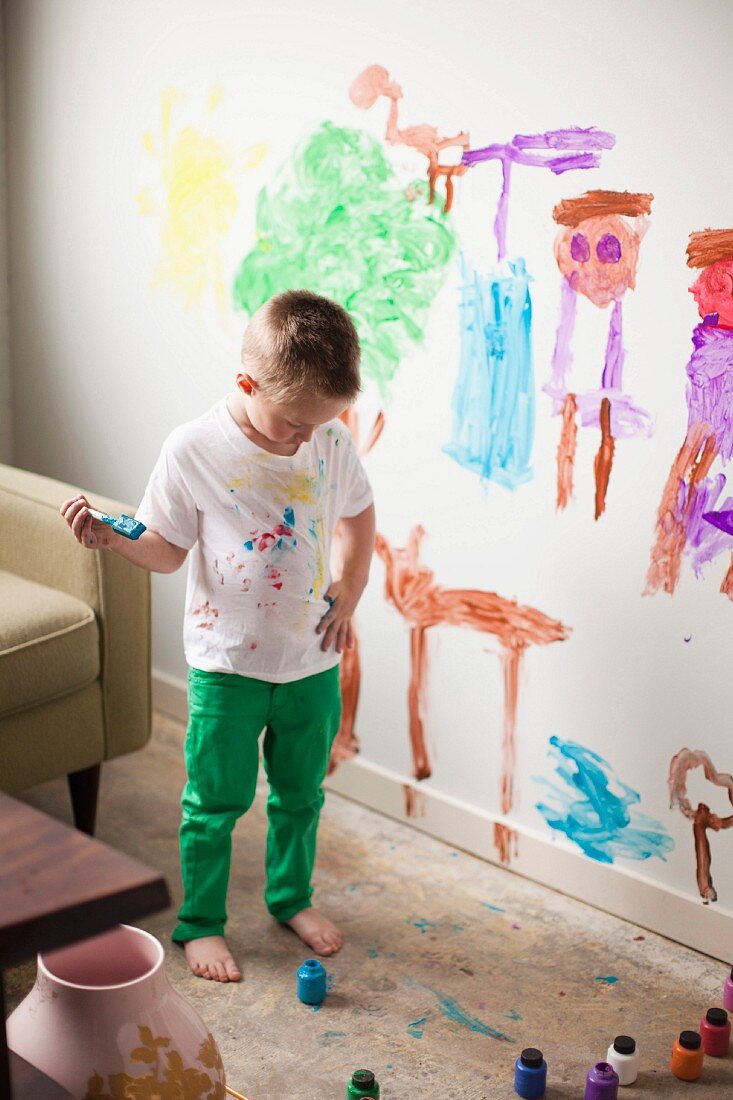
[136,398,373,683]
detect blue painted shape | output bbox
[444,254,534,488]
[244,540,254,551]
[297,958,327,1005]
[534,737,675,864]
[595,975,619,985]
[283,506,295,526]
[481,903,505,913]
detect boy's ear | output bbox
[236,372,256,395]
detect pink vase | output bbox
[7,924,227,1099]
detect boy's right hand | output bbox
[60,494,117,550]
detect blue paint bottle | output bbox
[296,958,327,1004]
[514,1047,547,1097]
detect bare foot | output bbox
[182,936,242,982]
[284,907,343,956]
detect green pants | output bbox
[172,664,341,942]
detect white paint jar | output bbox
[606,1035,638,1085]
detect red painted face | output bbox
[690,259,733,327]
[554,214,642,308]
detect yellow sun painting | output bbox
[137,86,266,315]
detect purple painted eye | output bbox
[596,234,621,263]
[570,233,590,263]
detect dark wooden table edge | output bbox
[1,878,171,969]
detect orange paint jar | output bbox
[670,1030,703,1081]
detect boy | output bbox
[61,290,376,983]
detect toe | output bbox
[213,961,228,982]
[224,957,242,981]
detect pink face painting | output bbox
[646,229,733,600]
[374,525,570,864]
[544,190,654,520]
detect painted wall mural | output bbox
[646,229,733,599]
[544,191,654,518]
[137,86,266,315]
[375,526,569,862]
[134,64,731,918]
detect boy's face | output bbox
[237,372,348,449]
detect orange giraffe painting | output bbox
[349,64,469,213]
[375,526,570,862]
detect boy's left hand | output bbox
[315,578,363,653]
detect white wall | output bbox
[6,0,733,954]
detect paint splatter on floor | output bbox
[407,1014,430,1039]
[595,975,619,985]
[435,994,514,1041]
[316,1031,346,1047]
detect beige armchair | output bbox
[0,464,151,834]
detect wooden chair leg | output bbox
[67,764,101,836]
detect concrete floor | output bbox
[5,713,732,1099]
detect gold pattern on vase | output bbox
[85,1026,226,1100]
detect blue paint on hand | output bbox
[97,512,146,540]
[534,737,675,864]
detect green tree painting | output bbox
[232,121,457,396]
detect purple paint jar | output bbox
[584,1061,619,1100]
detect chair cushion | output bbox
[0,570,99,719]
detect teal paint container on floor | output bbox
[347,1069,380,1097]
[296,958,326,1005]
[514,1047,547,1097]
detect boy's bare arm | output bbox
[60,494,188,574]
[317,503,376,652]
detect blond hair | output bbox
[241,290,362,403]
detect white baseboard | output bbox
[152,670,733,961]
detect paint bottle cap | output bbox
[352,1071,376,1088]
[613,1035,636,1055]
[520,1048,544,1068]
[706,1008,728,1027]
[679,1030,701,1050]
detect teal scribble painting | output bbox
[534,736,674,863]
